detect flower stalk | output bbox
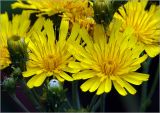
[140,58,152,112]
[140,59,159,112]
[90,96,101,112]
[89,95,99,111]
[20,80,44,112]
[72,81,80,110]
[100,94,106,112]
[9,93,29,112]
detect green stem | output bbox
[140,65,159,111]
[66,98,72,109]
[120,95,138,112]
[89,94,99,111]
[72,81,80,110]
[100,94,106,112]
[31,88,40,102]
[91,96,101,112]
[9,93,29,112]
[20,80,44,111]
[140,58,151,112]
[148,67,159,98]
[141,82,148,107]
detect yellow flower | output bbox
[23,17,81,88]
[12,0,95,30]
[113,0,160,57]
[0,11,31,69]
[0,37,10,69]
[68,20,149,96]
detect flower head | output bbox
[23,17,81,88]
[0,11,31,69]
[12,0,95,30]
[113,0,160,57]
[68,20,149,96]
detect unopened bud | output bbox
[11,67,22,77]
[3,77,16,92]
[47,79,63,93]
[7,35,28,70]
[93,0,112,24]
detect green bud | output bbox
[7,35,28,71]
[11,67,22,78]
[3,77,16,92]
[47,79,63,93]
[93,0,127,25]
[93,0,112,24]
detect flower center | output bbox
[101,60,116,75]
[42,55,60,71]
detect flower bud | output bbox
[93,0,127,25]
[11,67,22,77]
[7,35,28,70]
[47,79,63,93]
[3,77,16,92]
[93,0,112,24]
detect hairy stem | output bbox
[9,93,29,112]
[72,81,80,110]
[140,58,151,112]
[100,94,106,112]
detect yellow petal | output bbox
[109,19,122,44]
[44,19,55,46]
[115,76,125,87]
[54,74,64,82]
[18,11,31,37]
[129,65,141,72]
[62,67,80,73]
[145,44,160,58]
[68,23,80,42]
[34,73,47,87]
[68,44,94,65]
[132,54,148,66]
[93,43,103,62]
[96,80,105,95]
[93,24,106,52]
[59,17,69,41]
[89,77,101,92]
[59,71,73,81]
[125,72,149,81]
[79,27,93,47]
[141,0,148,9]
[27,74,40,88]
[115,76,137,95]
[12,1,37,9]
[122,80,137,95]
[0,12,9,39]
[29,17,44,33]
[113,81,127,96]
[105,77,112,93]
[115,6,126,20]
[80,77,97,92]
[46,72,53,77]
[72,70,96,80]
[121,75,142,85]
[23,69,43,77]
[68,62,83,70]
[69,42,91,59]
